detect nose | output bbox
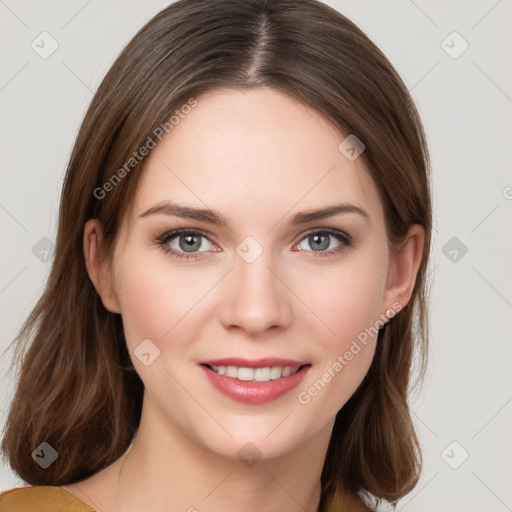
[218,247,292,336]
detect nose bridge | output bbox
[219,236,291,334]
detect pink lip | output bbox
[199,362,311,405]
[200,357,309,368]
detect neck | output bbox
[107,400,331,512]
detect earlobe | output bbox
[383,224,425,313]
[83,219,121,314]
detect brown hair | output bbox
[1,0,432,509]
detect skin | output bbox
[65,87,424,512]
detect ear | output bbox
[382,224,425,313]
[83,219,121,313]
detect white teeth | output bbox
[208,365,300,382]
[226,365,238,378]
[237,367,254,381]
[270,367,282,380]
[254,367,270,382]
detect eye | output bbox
[156,227,352,261]
[293,229,352,257]
[156,229,217,260]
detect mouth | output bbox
[199,358,312,404]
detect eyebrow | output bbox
[138,201,370,226]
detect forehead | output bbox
[130,87,383,228]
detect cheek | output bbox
[295,250,388,350]
[291,247,387,410]
[112,248,209,349]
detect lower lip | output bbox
[200,364,311,405]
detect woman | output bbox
[0,0,432,511]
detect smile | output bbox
[199,359,312,404]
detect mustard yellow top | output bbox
[0,486,95,511]
[0,485,373,511]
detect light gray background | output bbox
[1,1,511,511]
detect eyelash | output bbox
[155,228,352,261]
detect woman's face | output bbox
[93,87,410,460]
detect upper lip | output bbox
[200,357,310,368]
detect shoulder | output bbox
[325,490,376,512]
[0,486,95,511]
